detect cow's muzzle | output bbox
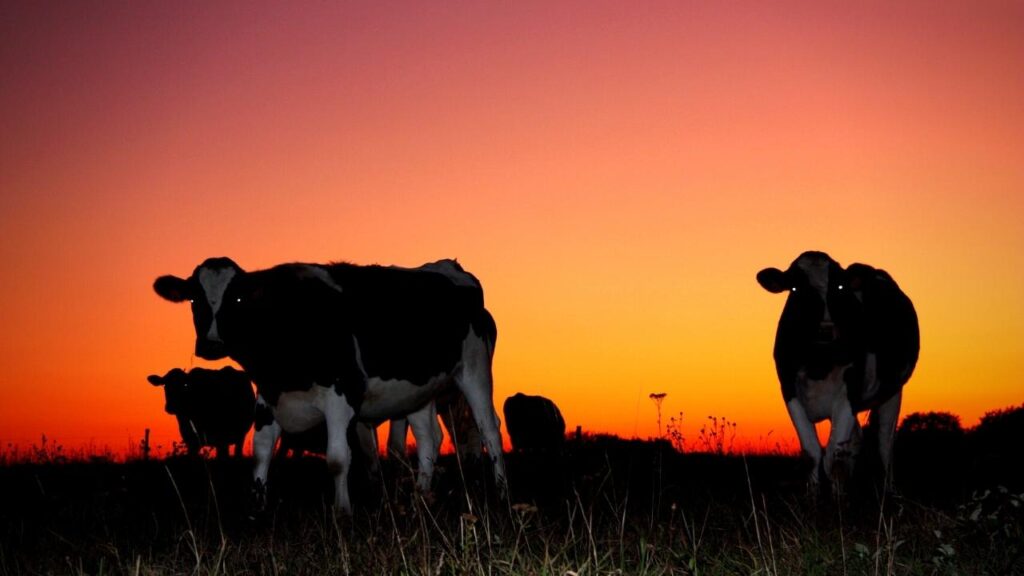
[195,339,228,361]
[816,322,837,343]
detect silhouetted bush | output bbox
[895,411,967,500]
[967,403,1024,489]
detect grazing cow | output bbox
[147,367,255,458]
[503,393,566,453]
[757,251,919,490]
[154,257,506,513]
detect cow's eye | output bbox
[837,284,844,291]
[790,287,797,293]
[188,299,195,304]
[236,297,242,303]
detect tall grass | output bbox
[1,431,1021,575]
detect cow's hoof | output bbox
[248,479,268,520]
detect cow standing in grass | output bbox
[757,251,919,491]
[148,366,255,458]
[154,257,506,513]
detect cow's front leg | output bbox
[407,402,441,493]
[324,392,356,514]
[825,396,859,493]
[251,397,281,514]
[785,397,824,489]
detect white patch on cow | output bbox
[197,265,237,343]
[795,253,831,301]
[273,387,332,433]
[795,366,849,422]
[360,373,453,421]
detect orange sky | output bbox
[1,1,1022,456]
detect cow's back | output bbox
[328,264,487,384]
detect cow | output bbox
[503,393,566,453]
[153,257,506,513]
[757,251,919,492]
[147,366,255,458]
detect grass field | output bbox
[1,429,1022,575]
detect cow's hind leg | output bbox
[388,418,409,460]
[407,402,441,493]
[872,391,903,492]
[456,327,507,495]
[355,422,381,479]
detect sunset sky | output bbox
[2,1,1022,456]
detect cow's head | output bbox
[147,368,190,415]
[757,251,861,347]
[154,257,244,360]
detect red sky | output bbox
[1,1,1022,456]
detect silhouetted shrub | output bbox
[895,412,967,500]
[967,404,1024,489]
[898,411,965,445]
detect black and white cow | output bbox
[503,393,566,453]
[154,257,505,512]
[148,366,255,458]
[757,251,919,490]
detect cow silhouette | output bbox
[148,366,254,458]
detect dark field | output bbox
[2,429,1022,575]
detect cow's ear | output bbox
[154,275,192,303]
[147,374,165,386]
[757,268,789,293]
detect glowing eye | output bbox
[790,287,797,292]
[236,297,242,303]
[188,299,194,304]
[838,285,844,291]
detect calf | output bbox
[148,366,255,458]
[757,251,919,491]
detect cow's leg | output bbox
[442,394,482,461]
[825,397,859,492]
[456,327,507,494]
[785,398,823,487]
[388,418,409,460]
[355,422,381,478]
[324,392,356,514]
[873,390,903,491]
[251,399,281,514]
[407,402,441,492]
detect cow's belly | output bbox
[273,387,329,433]
[796,365,850,422]
[359,372,452,421]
